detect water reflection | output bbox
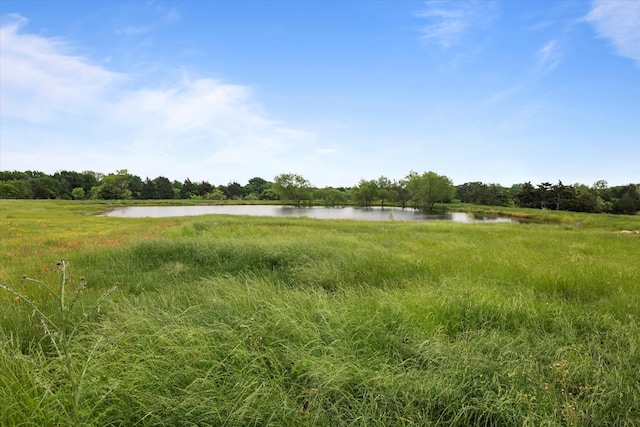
[103,205,517,223]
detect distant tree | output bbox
[392,179,411,208]
[130,175,143,199]
[515,182,537,208]
[244,192,260,201]
[224,181,244,199]
[181,178,197,199]
[80,171,99,192]
[153,176,174,199]
[91,170,135,200]
[612,184,640,215]
[456,182,509,206]
[353,179,378,207]
[198,181,213,197]
[406,171,455,212]
[536,182,554,209]
[376,176,395,208]
[456,182,480,204]
[570,184,599,213]
[550,181,575,211]
[27,176,58,199]
[141,178,156,199]
[53,170,95,199]
[0,171,28,181]
[592,180,608,194]
[172,180,182,199]
[245,177,271,197]
[205,188,227,200]
[316,187,347,207]
[272,173,311,206]
[260,188,279,200]
[0,180,28,199]
[71,187,85,200]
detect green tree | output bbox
[91,170,135,200]
[550,181,575,211]
[205,188,227,200]
[223,181,244,200]
[315,187,347,207]
[153,176,175,199]
[198,181,213,197]
[141,178,156,199]
[272,173,311,207]
[612,184,640,215]
[515,182,538,208]
[71,187,85,200]
[260,188,279,200]
[0,180,28,198]
[376,176,396,208]
[392,179,411,209]
[245,177,271,197]
[180,178,197,199]
[353,179,378,208]
[27,176,59,199]
[406,171,455,212]
[570,184,599,213]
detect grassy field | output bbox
[1,200,639,426]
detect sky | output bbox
[1,0,638,188]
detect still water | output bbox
[103,205,517,223]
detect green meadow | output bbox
[1,200,639,426]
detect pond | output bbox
[102,205,518,223]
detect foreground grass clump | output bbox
[1,200,639,426]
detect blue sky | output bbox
[1,0,638,188]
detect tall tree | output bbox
[392,179,411,209]
[245,177,271,198]
[91,170,136,200]
[27,176,58,199]
[272,173,311,207]
[515,182,537,208]
[406,171,455,212]
[376,176,395,208]
[315,187,347,207]
[181,178,197,199]
[0,180,28,198]
[353,179,378,207]
[612,184,640,215]
[224,181,244,199]
[153,176,175,199]
[141,178,156,199]
[198,181,213,197]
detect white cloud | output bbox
[0,14,123,121]
[109,77,314,159]
[115,26,151,36]
[537,39,561,73]
[585,0,640,68]
[0,14,316,182]
[417,0,497,48]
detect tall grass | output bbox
[1,200,639,425]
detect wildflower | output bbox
[14,296,20,301]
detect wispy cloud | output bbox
[585,0,640,68]
[0,14,123,121]
[0,15,314,181]
[537,39,562,73]
[115,26,151,36]
[417,0,497,48]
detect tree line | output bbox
[0,169,638,214]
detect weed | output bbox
[1,259,118,427]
